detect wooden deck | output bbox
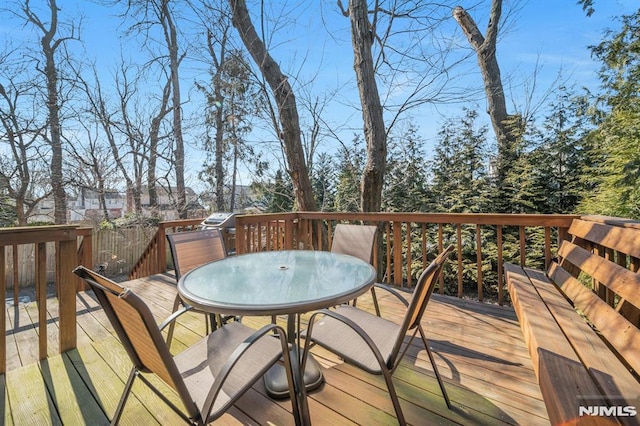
[2,273,549,425]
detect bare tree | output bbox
[0,73,50,225]
[118,0,189,217]
[453,2,523,191]
[339,0,386,212]
[21,0,80,223]
[229,0,316,211]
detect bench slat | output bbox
[558,242,640,310]
[548,262,640,377]
[504,263,608,424]
[525,268,639,425]
[569,219,640,259]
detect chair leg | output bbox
[381,368,406,425]
[112,368,137,425]
[419,327,451,409]
[166,294,182,349]
[371,287,381,317]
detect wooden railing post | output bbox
[58,230,78,353]
[157,224,167,274]
[76,227,93,292]
[0,246,5,374]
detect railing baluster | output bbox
[406,223,412,287]
[476,224,483,302]
[36,242,47,359]
[0,245,5,374]
[457,224,463,298]
[497,225,504,305]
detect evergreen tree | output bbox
[530,88,591,214]
[382,123,431,212]
[311,153,337,212]
[334,137,365,212]
[430,109,491,213]
[252,169,294,213]
[579,10,640,218]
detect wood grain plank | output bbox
[505,263,607,425]
[5,362,63,425]
[38,353,108,425]
[549,262,640,376]
[66,341,160,426]
[525,267,639,426]
[569,219,640,258]
[558,242,640,309]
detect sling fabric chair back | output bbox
[330,223,376,263]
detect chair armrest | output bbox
[158,305,194,331]
[202,323,293,418]
[373,283,410,307]
[302,309,387,373]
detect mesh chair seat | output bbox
[301,305,398,373]
[174,322,283,416]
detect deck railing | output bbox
[0,212,599,373]
[127,218,203,279]
[234,212,580,304]
[0,225,92,373]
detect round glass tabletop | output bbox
[178,250,377,316]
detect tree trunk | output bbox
[160,0,187,218]
[148,78,171,214]
[453,2,520,187]
[214,87,226,211]
[230,0,316,211]
[31,0,67,224]
[348,0,386,213]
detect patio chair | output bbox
[73,266,300,425]
[330,223,377,263]
[166,229,231,347]
[301,245,455,425]
[330,223,377,309]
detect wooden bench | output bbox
[504,216,640,426]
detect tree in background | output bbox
[230,0,316,212]
[383,123,432,213]
[453,1,524,213]
[431,108,491,213]
[0,63,50,225]
[252,169,293,213]
[21,0,79,224]
[529,88,591,214]
[334,137,365,213]
[579,10,640,219]
[311,153,337,212]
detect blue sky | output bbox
[3,1,639,190]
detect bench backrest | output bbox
[547,216,640,377]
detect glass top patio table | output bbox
[177,249,377,317]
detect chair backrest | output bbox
[167,229,227,280]
[391,245,455,358]
[330,224,377,263]
[73,266,198,418]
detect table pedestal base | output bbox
[264,352,323,399]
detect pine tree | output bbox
[430,109,490,213]
[334,137,365,212]
[382,123,431,212]
[578,10,640,218]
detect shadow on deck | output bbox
[2,273,548,425]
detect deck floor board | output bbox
[2,272,548,425]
